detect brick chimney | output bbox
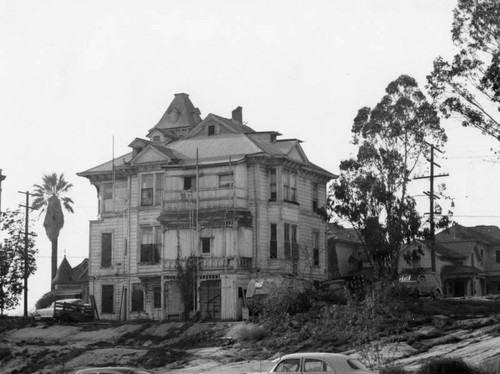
[231,106,242,123]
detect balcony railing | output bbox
[162,186,248,211]
[163,256,252,271]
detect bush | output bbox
[416,357,482,374]
[379,365,409,374]
[230,324,268,342]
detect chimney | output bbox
[232,106,242,123]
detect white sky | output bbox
[2,0,499,314]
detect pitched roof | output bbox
[327,223,362,242]
[52,257,89,284]
[167,133,264,164]
[77,152,133,176]
[154,93,202,130]
[186,113,255,138]
[436,224,500,245]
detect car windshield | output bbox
[347,359,368,370]
[400,274,417,282]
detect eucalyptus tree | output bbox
[427,0,500,140]
[32,173,74,289]
[0,209,37,315]
[330,75,447,282]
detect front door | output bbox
[199,279,221,320]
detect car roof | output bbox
[280,352,350,360]
[76,367,151,373]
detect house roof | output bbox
[52,257,89,284]
[154,93,202,130]
[77,152,133,176]
[436,224,500,245]
[327,223,362,243]
[441,265,480,275]
[167,133,264,162]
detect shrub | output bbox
[230,324,268,342]
[416,357,482,374]
[380,365,409,374]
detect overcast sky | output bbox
[2,0,499,314]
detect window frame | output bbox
[183,175,196,190]
[312,182,319,212]
[101,232,112,268]
[283,169,297,203]
[140,172,164,207]
[219,172,234,188]
[313,231,320,267]
[269,168,277,201]
[131,283,144,312]
[270,223,278,259]
[140,226,162,264]
[201,237,211,255]
[284,223,298,260]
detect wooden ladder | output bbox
[89,295,99,320]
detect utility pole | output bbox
[414,144,449,272]
[18,190,34,317]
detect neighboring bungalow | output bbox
[78,93,336,321]
[327,223,366,278]
[399,224,500,297]
[35,257,89,308]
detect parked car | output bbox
[399,272,443,298]
[268,352,374,373]
[74,367,153,374]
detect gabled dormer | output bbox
[129,143,181,166]
[129,138,150,158]
[146,127,179,145]
[187,107,255,138]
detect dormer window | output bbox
[153,135,161,142]
[207,125,215,136]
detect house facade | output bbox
[399,225,500,297]
[78,93,335,321]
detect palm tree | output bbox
[31,173,74,289]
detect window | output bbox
[183,176,196,190]
[153,286,161,309]
[283,169,297,202]
[141,173,163,206]
[312,182,318,212]
[102,182,113,212]
[313,231,320,266]
[101,233,112,268]
[284,223,297,260]
[304,359,333,372]
[201,237,211,254]
[270,223,278,259]
[101,285,114,314]
[496,251,500,263]
[207,124,215,136]
[153,135,161,142]
[269,168,277,201]
[219,173,234,188]
[274,359,300,372]
[131,283,144,312]
[140,227,161,264]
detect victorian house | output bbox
[78,93,335,321]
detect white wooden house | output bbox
[78,93,336,321]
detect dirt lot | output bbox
[1,297,500,373]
